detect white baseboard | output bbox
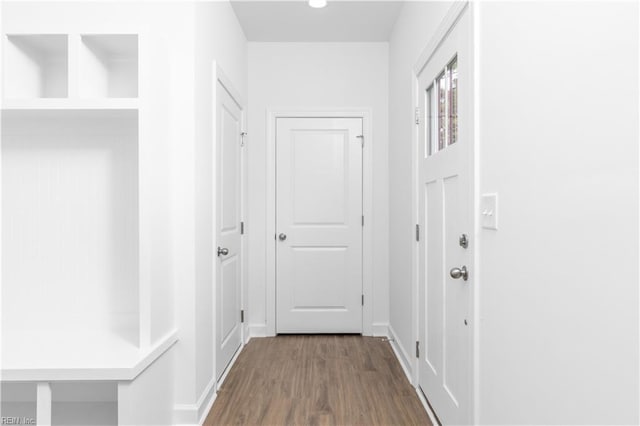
[248,323,268,338]
[415,384,440,426]
[371,322,389,337]
[216,344,243,391]
[173,376,216,426]
[196,377,217,425]
[386,325,439,426]
[387,324,414,381]
[243,323,251,343]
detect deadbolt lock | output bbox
[459,234,469,249]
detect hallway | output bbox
[204,336,431,425]
[0,1,638,425]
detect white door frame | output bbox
[265,108,374,336]
[212,62,247,386]
[410,1,479,423]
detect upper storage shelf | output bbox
[2,33,138,105]
[80,35,138,98]
[4,34,68,98]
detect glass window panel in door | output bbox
[448,56,458,146]
[437,71,447,152]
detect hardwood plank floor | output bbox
[204,335,432,426]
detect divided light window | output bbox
[425,55,458,156]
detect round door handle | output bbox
[450,266,468,281]
[217,247,229,257]
[278,233,287,241]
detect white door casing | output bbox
[417,4,473,425]
[215,78,244,380]
[276,117,363,333]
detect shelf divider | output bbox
[67,34,80,98]
[36,383,52,426]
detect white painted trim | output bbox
[387,324,413,381]
[416,384,441,426]
[215,64,245,112]
[173,376,217,426]
[385,325,439,426]
[175,332,246,426]
[172,406,198,426]
[413,1,469,75]
[249,324,268,338]
[197,378,217,425]
[371,322,389,337]
[471,2,482,424]
[410,70,420,388]
[265,107,375,337]
[216,345,242,391]
[243,323,251,344]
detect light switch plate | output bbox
[481,193,498,230]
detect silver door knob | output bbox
[450,266,468,281]
[278,233,287,241]
[217,247,229,257]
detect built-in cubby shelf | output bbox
[79,35,138,99]
[2,33,138,105]
[1,383,37,422]
[4,34,69,99]
[2,29,174,425]
[2,109,142,372]
[2,98,138,110]
[2,382,118,426]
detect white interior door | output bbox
[276,117,363,333]
[417,6,473,425]
[215,81,243,379]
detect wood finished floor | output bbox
[204,335,432,426]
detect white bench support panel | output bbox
[118,346,174,425]
[36,383,51,426]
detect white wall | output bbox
[476,2,638,424]
[392,1,639,424]
[247,42,389,333]
[387,0,453,369]
[174,2,248,423]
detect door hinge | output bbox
[356,135,364,147]
[361,294,364,306]
[241,221,245,235]
[240,131,247,147]
[241,310,245,323]
[362,215,364,227]
[416,341,420,358]
[415,224,420,242]
[415,107,421,125]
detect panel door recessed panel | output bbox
[292,130,348,226]
[425,180,443,375]
[291,246,348,310]
[221,105,240,233]
[220,255,239,344]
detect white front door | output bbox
[276,117,363,333]
[417,6,473,425]
[215,81,243,379]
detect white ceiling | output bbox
[230,0,405,42]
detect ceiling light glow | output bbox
[308,0,327,8]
